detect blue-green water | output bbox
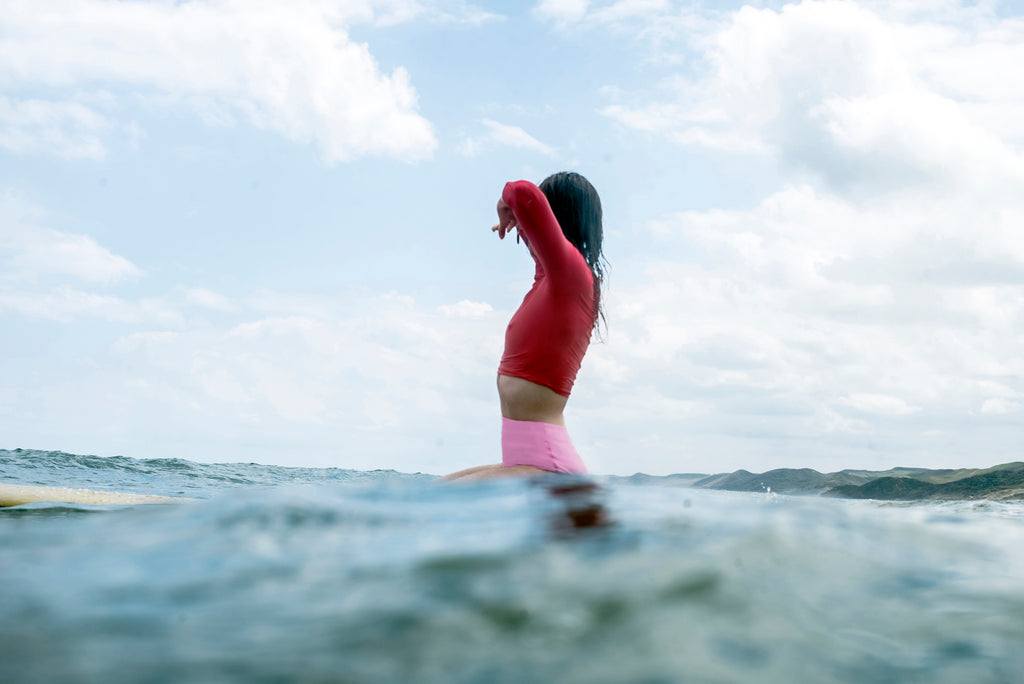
[2,448,1023,683]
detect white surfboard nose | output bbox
[0,483,194,507]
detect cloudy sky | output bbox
[2,0,1023,475]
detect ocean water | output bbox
[2,449,1024,683]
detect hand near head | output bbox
[492,197,518,240]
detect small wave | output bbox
[3,450,1024,682]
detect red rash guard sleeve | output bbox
[497,180,595,397]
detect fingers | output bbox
[493,220,518,240]
[492,207,520,240]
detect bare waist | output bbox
[497,374,568,426]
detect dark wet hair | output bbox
[539,171,608,335]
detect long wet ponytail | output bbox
[539,172,608,337]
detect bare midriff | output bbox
[497,373,568,426]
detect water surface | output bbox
[2,449,1023,683]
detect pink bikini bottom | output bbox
[501,417,588,474]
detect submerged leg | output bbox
[439,464,549,482]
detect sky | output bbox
[2,0,1023,476]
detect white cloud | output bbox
[182,287,236,312]
[369,0,502,26]
[458,119,557,157]
[438,300,493,318]
[0,192,174,325]
[534,0,590,25]
[0,279,513,470]
[562,1,1024,471]
[534,0,673,26]
[0,97,109,159]
[839,393,920,416]
[79,292,507,471]
[981,398,1022,415]
[4,228,141,285]
[602,1,1024,194]
[0,0,438,163]
[0,192,142,285]
[590,0,671,24]
[0,286,182,326]
[576,179,1024,471]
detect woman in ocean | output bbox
[443,172,606,481]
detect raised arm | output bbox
[500,180,581,277]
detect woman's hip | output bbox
[501,417,587,474]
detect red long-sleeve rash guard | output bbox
[497,180,595,398]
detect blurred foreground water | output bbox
[2,448,1023,683]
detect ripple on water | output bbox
[1,451,1024,682]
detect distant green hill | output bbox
[624,473,709,486]
[826,463,1024,500]
[694,468,828,493]
[687,462,1024,500]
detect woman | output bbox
[443,172,606,481]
